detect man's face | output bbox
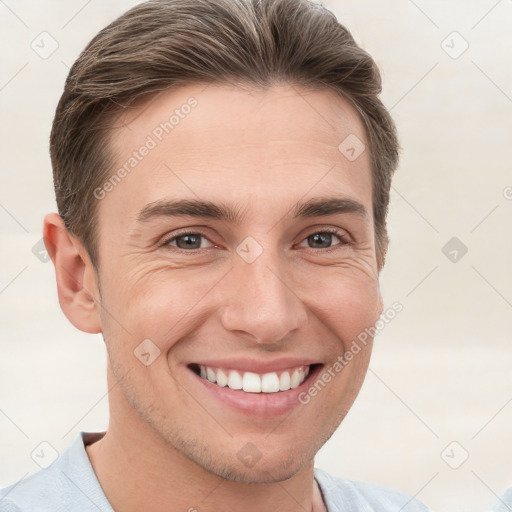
[94,83,382,482]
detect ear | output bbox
[377,278,384,318]
[378,291,384,317]
[43,213,102,334]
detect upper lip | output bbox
[187,357,321,374]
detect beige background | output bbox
[0,1,511,511]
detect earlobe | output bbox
[43,213,102,334]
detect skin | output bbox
[44,82,384,512]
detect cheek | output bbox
[298,268,381,344]
[99,264,228,351]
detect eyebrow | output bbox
[136,197,368,224]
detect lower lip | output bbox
[188,366,322,418]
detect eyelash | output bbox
[159,227,352,252]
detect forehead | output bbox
[102,82,372,224]
[113,82,367,157]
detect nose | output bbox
[220,253,308,345]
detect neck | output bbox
[86,386,326,512]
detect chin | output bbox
[188,434,319,485]
[207,455,310,485]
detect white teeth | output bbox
[196,365,310,393]
[290,368,301,389]
[279,371,291,391]
[216,369,228,387]
[206,367,216,383]
[243,372,261,393]
[228,370,243,390]
[261,372,280,393]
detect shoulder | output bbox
[0,498,21,512]
[314,468,431,512]
[0,432,112,512]
[0,461,67,512]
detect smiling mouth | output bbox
[188,364,318,393]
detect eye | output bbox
[298,230,348,250]
[164,233,214,250]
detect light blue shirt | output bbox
[0,432,430,511]
[491,488,512,512]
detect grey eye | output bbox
[306,232,335,249]
[167,233,212,250]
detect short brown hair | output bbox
[50,0,399,269]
